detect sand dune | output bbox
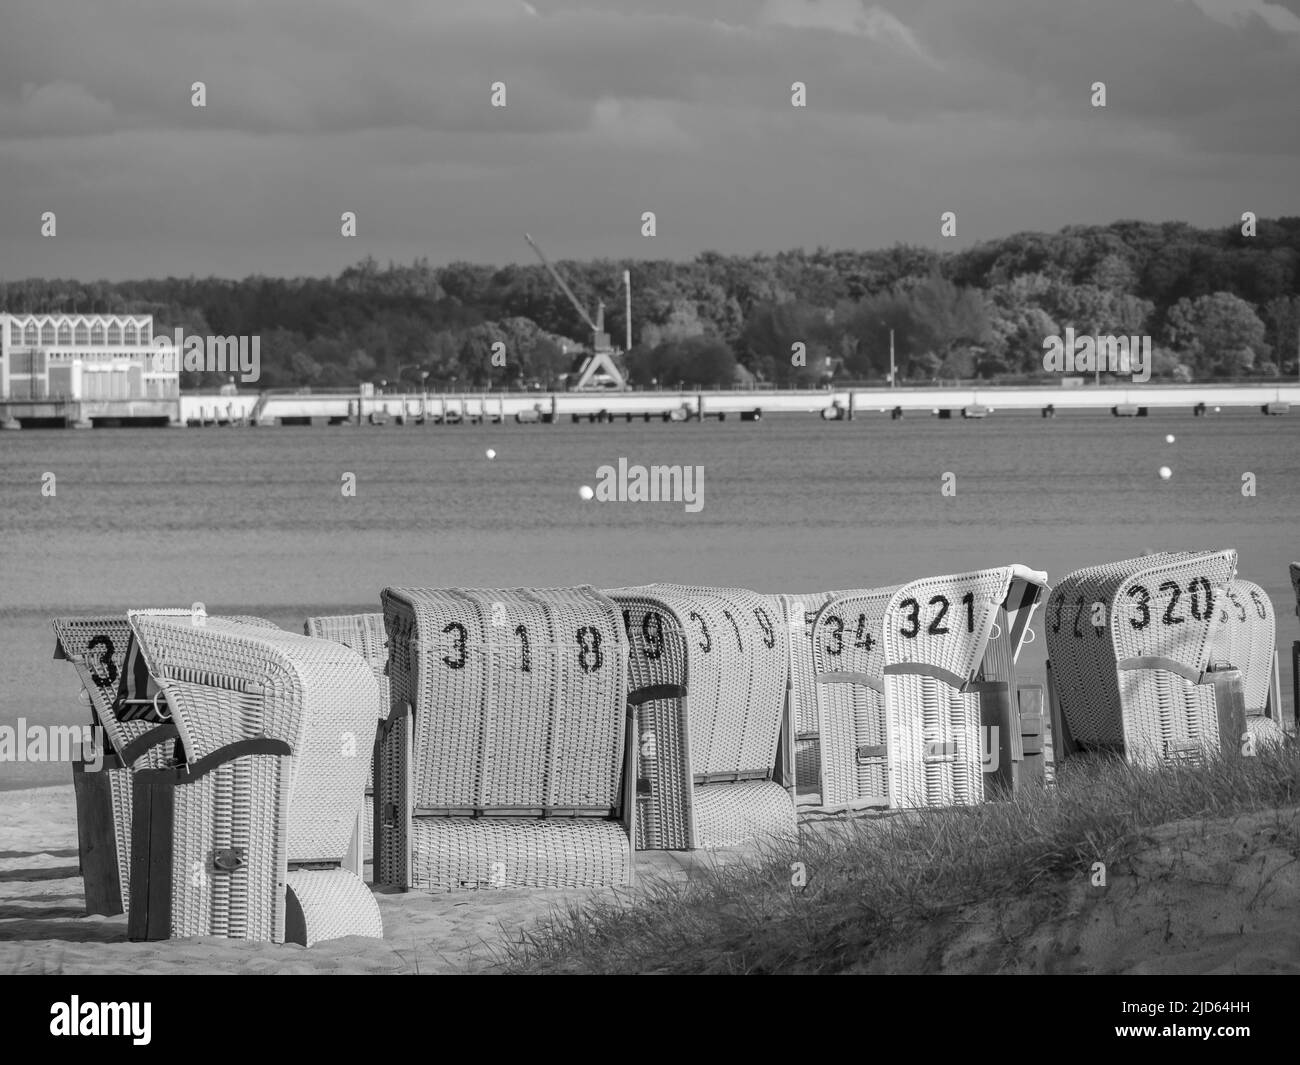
[4,784,1296,974]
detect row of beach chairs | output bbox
[50,551,1297,944]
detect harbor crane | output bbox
[524,233,629,391]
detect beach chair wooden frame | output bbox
[304,613,388,865]
[1046,550,1246,767]
[122,614,382,944]
[606,584,795,849]
[51,611,278,917]
[376,586,638,891]
[809,565,1048,811]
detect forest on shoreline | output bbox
[2,217,1297,391]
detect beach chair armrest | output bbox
[118,725,180,768]
[178,737,294,783]
[628,684,687,707]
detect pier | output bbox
[1,384,1296,429]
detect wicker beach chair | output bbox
[304,613,388,861]
[779,590,880,807]
[376,586,638,892]
[606,584,795,849]
[1045,550,1246,767]
[810,566,1048,810]
[50,611,278,917]
[123,614,381,943]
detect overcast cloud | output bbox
[0,0,1296,279]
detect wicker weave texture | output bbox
[286,868,383,945]
[158,753,293,941]
[809,588,896,809]
[381,586,628,811]
[303,612,389,848]
[692,781,797,848]
[1209,580,1275,714]
[408,818,631,891]
[1045,550,1237,763]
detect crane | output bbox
[524,232,628,391]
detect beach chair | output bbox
[303,613,388,862]
[605,584,794,849]
[779,590,879,807]
[51,611,278,917]
[123,614,382,944]
[376,586,637,891]
[809,565,1047,810]
[1211,580,1285,748]
[1045,550,1246,767]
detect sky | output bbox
[0,0,1297,281]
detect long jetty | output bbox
[1,384,1297,429]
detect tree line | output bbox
[2,217,1297,390]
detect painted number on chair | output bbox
[638,611,665,660]
[896,593,976,639]
[576,626,603,672]
[442,621,467,669]
[1122,578,1215,631]
[688,611,712,653]
[822,614,877,656]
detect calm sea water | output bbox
[2,410,1297,788]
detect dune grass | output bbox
[501,740,1300,974]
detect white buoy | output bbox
[1215,406,1221,413]
[1159,466,1172,480]
[485,448,496,460]
[1165,435,1175,444]
[579,485,594,501]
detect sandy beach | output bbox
[0,784,762,975]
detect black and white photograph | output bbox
[0,0,1296,1021]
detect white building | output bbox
[0,314,179,402]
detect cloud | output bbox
[588,97,691,148]
[759,0,939,63]
[0,81,115,137]
[1181,0,1300,32]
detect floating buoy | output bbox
[1159,466,1172,480]
[486,448,497,460]
[1165,435,1175,444]
[579,485,594,501]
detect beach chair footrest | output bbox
[692,780,796,849]
[285,868,383,946]
[408,817,631,891]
